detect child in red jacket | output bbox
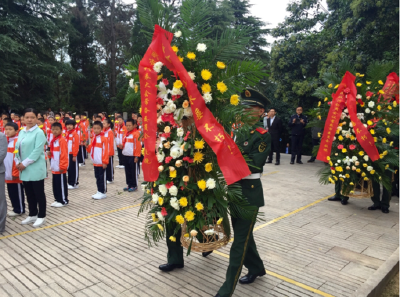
[103,118,115,184]
[65,119,80,189]
[87,121,109,200]
[49,122,69,207]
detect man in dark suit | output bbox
[288,106,308,164]
[265,108,283,165]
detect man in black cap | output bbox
[215,88,271,297]
[288,106,308,164]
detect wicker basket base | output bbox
[180,221,230,253]
[343,179,373,199]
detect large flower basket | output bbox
[180,218,230,253]
[342,178,373,199]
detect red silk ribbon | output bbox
[379,72,399,103]
[139,25,251,184]
[317,71,380,162]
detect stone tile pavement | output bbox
[0,153,398,296]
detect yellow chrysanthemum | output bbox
[169,236,176,242]
[187,52,196,60]
[195,202,204,211]
[324,97,328,102]
[157,74,163,80]
[340,178,344,181]
[342,148,347,153]
[333,176,338,180]
[359,151,365,156]
[370,129,375,135]
[176,215,184,224]
[370,170,376,174]
[367,120,373,126]
[366,81,372,85]
[334,84,339,89]
[158,197,164,206]
[328,84,333,88]
[184,233,189,238]
[386,128,391,134]
[171,45,179,53]
[359,74,365,77]
[197,179,206,191]
[146,189,150,194]
[349,182,354,185]
[393,101,397,107]
[318,133,321,138]
[364,177,369,181]
[201,69,212,81]
[184,210,195,222]
[329,178,335,184]
[388,106,392,110]
[326,156,331,161]
[174,80,183,89]
[361,172,366,177]
[318,101,321,107]
[338,135,344,141]
[169,170,177,178]
[178,56,184,62]
[151,213,158,222]
[379,90,385,94]
[382,138,387,144]
[356,83,362,87]
[350,136,355,141]
[217,81,228,93]
[377,105,381,111]
[216,61,226,69]
[179,197,188,207]
[134,85,139,93]
[356,169,361,173]
[194,139,205,150]
[335,166,343,172]
[157,224,164,231]
[378,80,384,85]
[217,218,223,224]
[390,141,394,146]
[345,174,350,178]
[331,170,336,174]
[230,94,240,106]
[205,163,213,172]
[201,83,211,94]
[363,163,367,168]
[193,151,204,164]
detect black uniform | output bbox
[288,114,308,163]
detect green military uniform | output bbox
[218,89,271,297]
[371,167,393,210]
[334,180,349,202]
[165,222,184,265]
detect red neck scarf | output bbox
[122,129,136,148]
[66,130,74,139]
[50,135,62,158]
[91,132,104,158]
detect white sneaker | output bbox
[115,165,120,168]
[68,185,79,189]
[117,165,124,169]
[93,193,107,200]
[107,181,113,184]
[92,192,101,198]
[8,211,22,217]
[51,201,58,207]
[53,202,66,208]
[21,216,38,225]
[32,218,46,228]
[79,163,85,167]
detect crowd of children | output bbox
[0,110,142,227]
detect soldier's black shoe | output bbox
[328,196,341,201]
[202,251,213,257]
[381,207,389,214]
[368,205,381,210]
[275,161,280,165]
[159,263,184,272]
[296,161,303,164]
[307,159,315,163]
[290,161,294,165]
[266,160,272,164]
[239,270,266,284]
[214,294,221,297]
[341,200,348,205]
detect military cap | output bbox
[240,89,269,109]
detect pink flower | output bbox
[161,132,171,138]
[183,131,191,141]
[166,181,174,189]
[161,207,168,216]
[151,188,154,195]
[337,145,344,150]
[183,156,193,163]
[171,95,181,101]
[162,78,169,86]
[327,101,332,106]
[165,156,173,164]
[349,144,356,150]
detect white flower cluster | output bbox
[159,184,167,196]
[153,61,163,73]
[170,197,180,210]
[368,101,375,108]
[170,142,183,159]
[152,193,159,203]
[163,100,177,114]
[204,229,215,235]
[169,185,178,196]
[188,72,196,80]
[203,93,212,104]
[196,43,207,52]
[157,211,165,221]
[124,70,132,77]
[129,79,135,89]
[177,127,184,137]
[157,151,165,162]
[174,31,182,38]
[206,178,216,189]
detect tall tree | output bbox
[68,0,104,113]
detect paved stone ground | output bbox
[0,153,398,297]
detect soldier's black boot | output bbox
[159,263,184,272]
[202,251,213,257]
[368,204,381,210]
[239,270,266,284]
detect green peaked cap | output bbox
[240,88,269,109]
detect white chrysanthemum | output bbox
[177,127,184,137]
[170,197,180,210]
[344,108,349,113]
[365,108,371,114]
[152,194,159,203]
[367,166,373,172]
[124,70,132,77]
[174,31,182,38]
[170,148,181,159]
[363,155,369,162]
[183,107,193,117]
[356,94,362,99]
[204,229,215,235]
[363,124,368,128]
[203,92,213,104]
[206,178,216,189]
[159,185,168,196]
[129,79,135,89]
[368,101,375,108]
[163,105,172,114]
[349,122,353,128]
[157,211,165,221]
[166,100,176,112]
[188,72,196,80]
[153,61,163,73]
[196,43,207,52]
[335,163,338,166]
[141,184,146,191]
[352,156,358,161]
[337,126,342,131]
[157,151,165,162]
[171,87,183,96]
[169,185,178,196]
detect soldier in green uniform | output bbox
[215,89,271,297]
[328,180,349,205]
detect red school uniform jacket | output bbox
[87,133,109,167]
[50,136,69,174]
[66,130,79,156]
[5,136,22,184]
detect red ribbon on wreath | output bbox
[317,71,380,162]
[139,25,250,184]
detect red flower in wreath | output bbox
[165,156,173,164]
[162,78,169,86]
[161,207,168,216]
[349,144,356,150]
[166,181,174,189]
[337,144,344,150]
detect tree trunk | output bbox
[109,0,117,99]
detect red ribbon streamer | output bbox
[379,72,399,103]
[139,25,250,184]
[317,71,380,162]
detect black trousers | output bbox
[291,134,305,162]
[106,156,114,182]
[52,173,68,204]
[94,167,106,194]
[23,180,46,218]
[77,145,86,165]
[309,138,320,161]
[67,154,79,186]
[268,135,281,162]
[124,156,138,189]
[7,183,25,214]
[117,147,125,166]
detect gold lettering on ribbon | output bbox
[189,96,196,105]
[204,123,214,132]
[195,108,203,120]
